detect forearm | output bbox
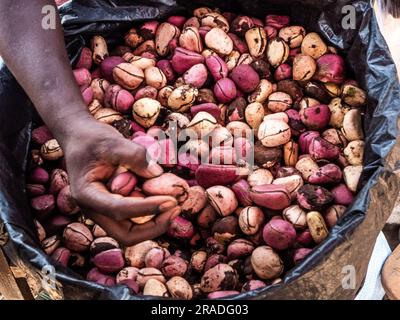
[0,0,93,146]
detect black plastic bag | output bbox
[0,0,399,300]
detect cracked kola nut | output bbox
[292,54,317,81]
[250,184,291,210]
[251,60,273,81]
[238,206,264,235]
[324,204,347,228]
[195,164,242,188]
[265,15,290,29]
[184,16,201,29]
[144,247,168,269]
[247,169,273,187]
[28,167,49,184]
[73,68,91,87]
[108,171,137,196]
[100,56,125,82]
[81,84,94,105]
[161,255,188,277]
[57,185,79,215]
[143,173,189,203]
[116,266,139,284]
[133,40,156,56]
[253,141,282,168]
[76,47,92,70]
[322,128,348,148]
[301,32,328,59]
[283,205,307,229]
[237,53,254,66]
[209,125,233,147]
[267,91,292,113]
[306,211,329,244]
[155,22,180,56]
[87,268,116,286]
[206,185,238,217]
[295,156,319,180]
[200,263,237,293]
[123,53,156,70]
[91,35,108,64]
[167,277,193,300]
[132,98,161,128]
[274,63,292,81]
[300,104,331,131]
[263,219,296,250]
[276,166,301,178]
[206,55,228,81]
[143,278,169,297]
[272,174,304,199]
[258,119,291,147]
[314,54,345,84]
[182,63,208,88]
[112,62,144,90]
[343,165,363,193]
[124,240,159,268]
[31,194,55,218]
[200,13,229,33]
[341,84,366,107]
[227,239,254,260]
[167,216,195,239]
[31,125,53,145]
[213,78,237,103]
[90,237,119,256]
[304,81,331,104]
[231,180,252,207]
[40,139,63,161]
[278,26,305,48]
[168,85,198,112]
[42,235,61,255]
[343,140,364,165]
[328,98,350,128]
[244,102,264,130]
[331,183,354,206]
[231,15,253,36]
[299,131,320,154]
[63,222,93,252]
[181,186,207,216]
[242,280,266,292]
[225,50,240,71]
[283,140,299,166]
[205,27,233,56]
[297,184,333,210]
[124,27,144,48]
[309,136,340,161]
[206,237,226,255]
[157,85,174,106]
[93,248,125,274]
[227,97,246,122]
[248,79,274,104]
[230,64,260,93]
[144,67,167,89]
[51,247,71,267]
[179,26,203,53]
[308,163,342,184]
[228,33,249,54]
[341,109,364,141]
[245,27,267,58]
[156,59,176,83]
[134,86,158,101]
[90,78,110,104]
[171,47,205,74]
[35,219,47,242]
[251,246,283,280]
[267,38,289,67]
[197,205,218,229]
[212,216,239,243]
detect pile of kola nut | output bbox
[27,7,366,299]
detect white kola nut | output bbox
[205,27,233,56]
[245,27,267,58]
[248,79,274,104]
[245,102,265,130]
[343,140,364,166]
[40,139,63,161]
[132,98,161,128]
[200,12,229,32]
[179,26,203,53]
[225,50,240,71]
[278,26,306,48]
[266,37,289,67]
[167,85,198,112]
[343,165,363,193]
[258,119,291,147]
[187,111,218,137]
[155,22,180,57]
[144,66,167,90]
[341,109,364,141]
[328,97,351,128]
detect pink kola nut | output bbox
[91,68,102,79]
[31,194,55,218]
[100,56,125,82]
[296,184,333,210]
[228,33,249,54]
[87,268,116,286]
[156,59,176,83]
[31,125,54,145]
[230,64,260,93]
[308,137,340,161]
[113,89,135,113]
[73,68,91,87]
[167,216,195,239]
[331,183,354,206]
[140,21,159,40]
[264,26,277,39]
[119,279,139,294]
[57,185,79,215]
[299,104,331,131]
[191,103,222,124]
[161,255,188,277]
[167,16,186,29]
[293,248,312,264]
[314,54,345,84]
[286,109,306,136]
[28,167,49,184]
[308,163,342,184]
[299,131,320,154]
[76,47,93,70]
[206,55,229,81]
[208,291,239,299]
[274,64,292,81]
[195,164,240,188]
[80,85,94,105]
[231,179,252,207]
[265,15,290,29]
[250,184,291,210]
[171,47,205,74]
[109,172,137,196]
[296,229,313,246]
[93,248,125,274]
[134,86,158,101]
[214,78,237,103]
[263,219,296,250]
[198,26,211,40]
[51,247,71,267]
[26,184,46,197]
[183,63,208,88]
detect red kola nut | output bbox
[167,15,186,28]
[242,279,266,292]
[286,109,306,136]
[214,78,237,103]
[27,184,46,197]
[206,185,238,217]
[31,194,55,218]
[231,180,252,207]
[108,171,137,196]
[227,238,254,260]
[209,145,236,165]
[31,125,54,145]
[300,104,331,131]
[206,55,228,82]
[93,248,125,274]
[51,247,71,267]
[264,26,277,39]
[231,15,254,36]
[57,185,80,215]
[296,229,313,246]
[299,131,320,154]
[263,219,296,250]
[87,268,116,286]
[156,60,176,83]
[308,163,342,185]
[140,21,159,40]
[134,86,158,101]
[274,63,292,81]
[161,255,188,277]
[293,248,313,265]
[314,54,345,84]
[171,47,205,74]
[309,137,340,161]
[208,291,239,299]
[265,15,290,29]
[182,63,208,88]
[73,68,91,87]
[230,64,260,93]
[167,216,195,239]
[145,247,169,269]
[331,183,354,206]
[28,167,49,184]
[62,222,93,252]
[228,33,249,54]
[80,85,94,105]
[76,47,93,70]
[100,56,125,82]
[90,236,119,256]
[249,184,291,210]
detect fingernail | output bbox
[159,200,177,212]
[147,161,164,176]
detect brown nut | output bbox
[283,140,299,167]
[343,140,364,165]
[267,92,292,113]
[341,84,367,107]
[166,277,193,299]
[40,139,63,161]
[200,263,238,293]
[328,98,351,128]
[91,35,109,64]
[248,79,274,104]
[155,22,180,56]
[179,26,203,53]
[132,98,161,128]
[341,109,364,141]
[205,27,233,56]
[306,211,329,244]
[245,27,267,58]
[266,38,289,67]
[144,67,167,90]
[292,54,317,81]
[283,205,307,229]
[201,13,229,33]
[94,108,123,124]
[125,240,160,268]
[301,32,328,59]
[295,156,319,180]
[245,102,265,130]
[343,165,363,193]
[225,50,240,71]
[251,246,283,280]
[247,169,273,187]
[258,119,291,147]
[124,28,144,48]
[191,250,208,273]
[168,85,198,112]
[143,279,169,297]
[238,206,265,235]
[113,63,144,90]
[181,186,207,216]
[63,222,93,252]
[157,85,174,106]
[278,26,305,48]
